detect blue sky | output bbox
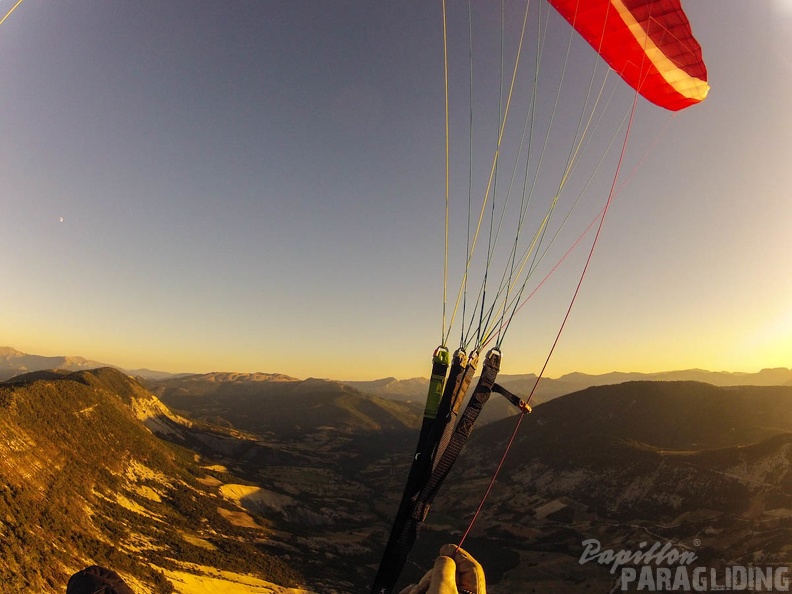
[1,1,790,379]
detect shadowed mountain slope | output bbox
[148,373,421,439]
[479,381,792,451]
[400,382,792,592]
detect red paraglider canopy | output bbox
[548,0,708,111]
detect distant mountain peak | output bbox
[186,371,300,383]
[0,346,25,357]
[0,347,113,381]
[0,347,184,382]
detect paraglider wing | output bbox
[547,0,708,111]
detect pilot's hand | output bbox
[397,544,485,594]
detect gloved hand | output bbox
[397,544,486,594]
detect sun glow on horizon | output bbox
[732,306,792,372]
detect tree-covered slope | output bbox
[0,368,305,593]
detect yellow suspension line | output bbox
[441,0,450,347]
[0,0,25,27]
[482,68,616,344]
[445,0,531,344]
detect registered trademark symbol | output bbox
[693,539,701,547]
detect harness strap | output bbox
[415,349,500,513]
[432,350,479,472]
[370,347,460,594]
[492,382,532,413]
[370,349,508,594]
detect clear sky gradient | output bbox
[1,1,790,379]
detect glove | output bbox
[398,544,486,594]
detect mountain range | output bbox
[415,381,792,592]
[0,366,427,592]
[0,367,309,593]
[0,346,188,381]
[344,367,792,403]
[4,347,792,592]
[5,344,790,404]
